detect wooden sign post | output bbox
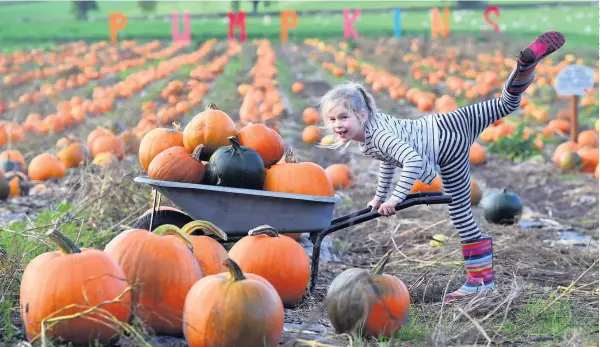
[554,64,595,142]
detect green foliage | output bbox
[486,122,543,163]
[138,0,157,13]
[70,0,98,21]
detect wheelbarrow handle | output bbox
[307,192,452,294]
[329,191,445,225]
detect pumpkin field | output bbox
[0,16,599,347]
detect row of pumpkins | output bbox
[139,102,348,196]
[21,219,410,346]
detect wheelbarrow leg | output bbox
[149,189,162,232]
[308,231,325,294]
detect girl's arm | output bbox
[371,129,424,204]
[374,160,396,201]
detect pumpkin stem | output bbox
[191,144,205,162]
[228,136,241,151]
[152,224,194,251]
[223,258,246,281]
[46,229,81,255]
[172,121,181,132]
[372,249,394,275]
[248,224,279,237]
[182,220,228,241]
[284,147,298,164]
[205,102,219,111]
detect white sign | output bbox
[554,64,595,96]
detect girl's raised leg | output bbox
[435,31,566,151]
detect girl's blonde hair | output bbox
[317,81,378,150]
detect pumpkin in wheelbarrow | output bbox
[228,225,310,307]
[264,148,334,197]
[325,250,410,338]
[183,103,236,161]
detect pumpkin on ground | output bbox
[183,258,284,347]
[470,179,483,206]
[325,163,353,189]
[57,142,86,169]
[138,124,184,172]
[0,149,26,172]
[148,145,206,183]
[481,189,523,225]
[204,136,265,190]
[154,220,229,276]
[264,148,334,197]
[20,230,131,346]
[236,123,284,167]
[558,151,582,170]
[228,225,310,307]
[6,171,29,197]
[103,227,202,336]
[183,103,236,161]
[325,250,411,338]
[28,153,66,181]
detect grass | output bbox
[0,2,597,51]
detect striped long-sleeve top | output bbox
[359,112,440,203]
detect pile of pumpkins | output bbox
[139,102,336,197]
[20,219,411,346]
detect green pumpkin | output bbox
[204,136,265,190]
[481,189,523,225]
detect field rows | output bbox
[0,36,598,346]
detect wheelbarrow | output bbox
[133,176,453,294]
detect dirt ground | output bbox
[0,35,598,347]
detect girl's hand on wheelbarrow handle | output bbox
[393,194,453,211]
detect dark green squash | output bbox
[481,189,523,225]
[204,136,265,190]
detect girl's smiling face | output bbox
[326,104,367,142]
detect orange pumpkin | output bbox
[104,227,202,336]
[236,123,285,167]
[471,179,482,206]
[469,143,486,165]
[86,128,113,150]
[183,258,284,347]
[264,148,334,197]
[28,153,66,181]
[57,142,85,168]
[90,134,125,160]
[325,163,353,189]
[183,103,236,161]
[20,230,131,345]
[154,221,229,276]
[409,175,443,193]
[148,145,206,183]
[325,250,410,337]
[228,225,310,307]
[301,125,321,143]
[302,107,320,125]
[576,146,599,173]
[138,125,184,172]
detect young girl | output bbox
[319,31,565,302]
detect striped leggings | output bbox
[434,86,522,242]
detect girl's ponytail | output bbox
[355,84,377,118]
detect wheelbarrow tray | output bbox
[134,176,341,234]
